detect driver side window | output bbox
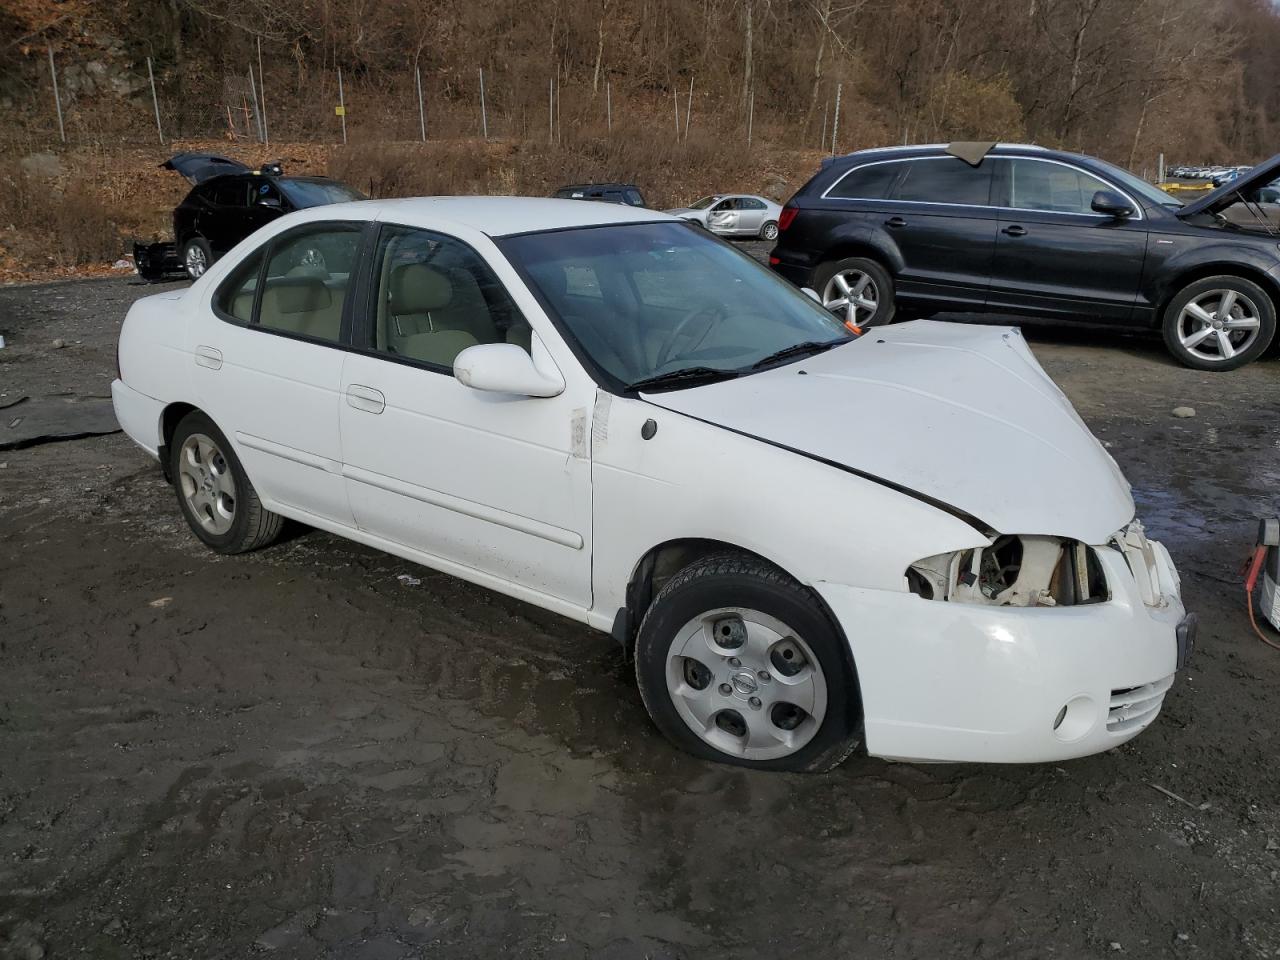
[370,226,530,369]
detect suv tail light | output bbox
[778,205,798,232]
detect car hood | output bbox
[642,321,1134,544]
[161,152,250,184]
[1179,152,1280,217]
[663,207,700,217]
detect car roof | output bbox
[556,182,641,190]
[328,196,671,238]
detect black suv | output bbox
[153,153,364,280]
[553,183,647,207]
[770,142,1280,370]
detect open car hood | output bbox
[161,152,250,184]
[642,321,1135,545]
[1178,152,1280,218]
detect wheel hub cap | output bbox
[178,432,235,535]
[665,607,828,761]
[1177,288,1261,362]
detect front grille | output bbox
[1107,675,1174,733]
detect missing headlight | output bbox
[907,536,1108,607]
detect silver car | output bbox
[664,194,785,240]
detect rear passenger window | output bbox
[212,180,247,206]
[255,225,361,342]
[826,163,902,200]
[892,158,992,205]
[215,251,263,323]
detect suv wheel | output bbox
[634,553,863,772]
[182,237,213,280]
[813,257,895,328]
[1163,275,1276,371]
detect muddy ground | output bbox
[2,258,1280,960]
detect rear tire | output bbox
[1162,275,1275,371]
[634,552,863,772]
[812,256,896,327]
[182,236,213,280]
[170,411,284,555]
[760,220,779,241]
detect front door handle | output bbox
[1002,224,1027,237]
[194,345,223,370]
[346,384,385,415]
[885,216,907,228]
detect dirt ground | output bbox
[2,258,1280,960]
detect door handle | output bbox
[194,345,223,370]
[346,384,385,415]
[1002,225,1027,237]
[885,216,907,228]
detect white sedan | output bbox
[663,194,785,240]
[111,197,1192,771]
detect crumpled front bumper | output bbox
[814,536,1187,764]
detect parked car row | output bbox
[1168,163,1252,182]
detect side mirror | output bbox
[1091,189,1134,219]
[453,343,565,398]
[801,287,821,304]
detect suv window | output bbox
[892,158,993,205]
[826,162,902,200]
[212,179,247,207]
[1002,158,1113,214]
[370,225,530,368]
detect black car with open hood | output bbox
[771,142,1280,370]
[135,154,365,282]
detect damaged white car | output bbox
[111,197,1194,771]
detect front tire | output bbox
[182,236,213,280]
[1162,275,1275,371]
[759,220,779,241]
[170,411,284,554]
[634,553,863,772]
[812,256,895,328]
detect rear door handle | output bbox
[194,345,223,370]
[346,384,385,415]
[885,216,907,228]
[1002,225,1027,237]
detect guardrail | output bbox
[1160,181,1213,193]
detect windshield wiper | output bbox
[750,338,849,370]
[625,366,741,393]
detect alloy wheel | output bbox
[184,244,207,279]
[1176,288,1262,363]
[664,607,827,761]
[177,433,236,535]
[822,270,879,326]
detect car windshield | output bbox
[1092,159,1183,210]
[688,196,720,209]
[499,221,853,390]
[278,179,365,208]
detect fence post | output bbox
[549,77,555,143]
[257,37,269,146]
[747,89,754,147]
[820,100,828,152]
[1157,152,1165,183]
[47,46,66,144]
[606,81,611,133]
[416,63,426,141]
[831,83,842,155]
[247,65,263,142]
[673,88,680,136]
[337,67,347,144]
[479,67,488,139]
[146,56,163,143]
[684,75,694,140]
